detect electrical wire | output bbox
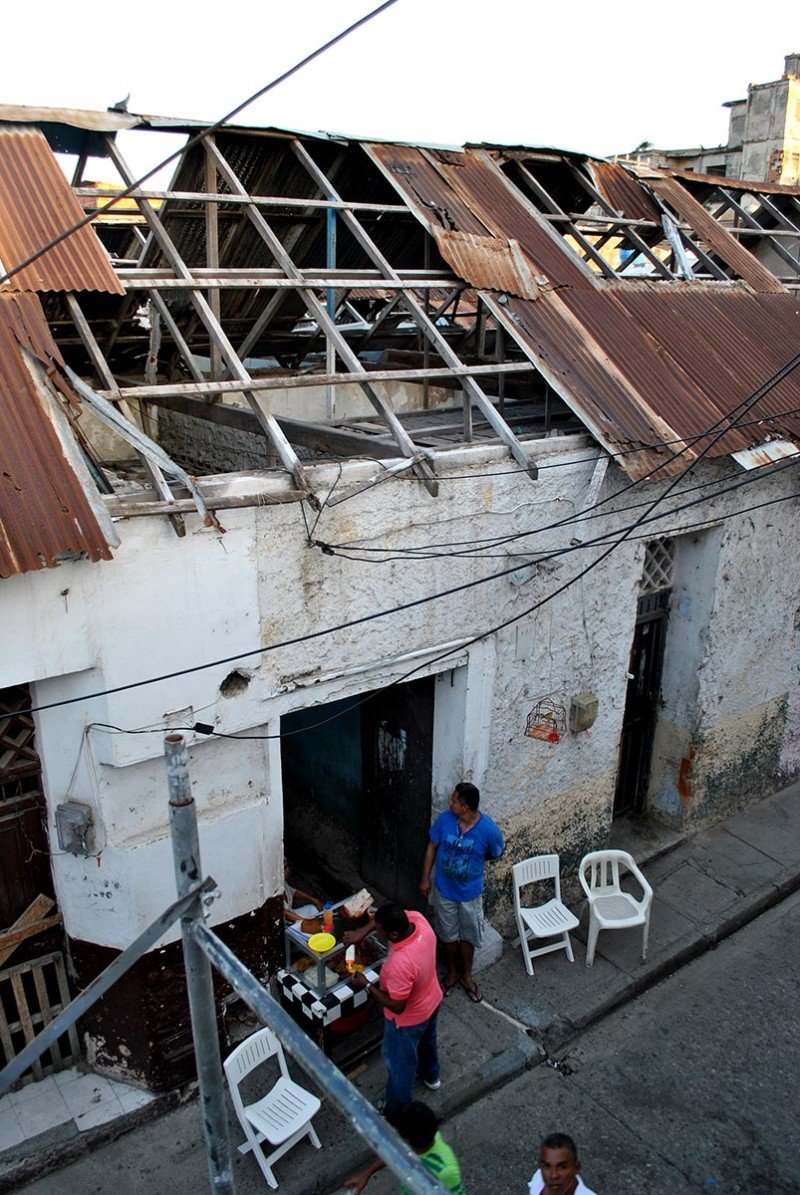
[17,392,799,724]
[320,453,800,563]
[87,478,800,744]
[11,351,799,727]
[311,352,800,553]
[0,0,402,287]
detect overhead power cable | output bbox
[0,0,401,287]
[17,355,800,723]
[85,476,800,747]
[320,452,799,563]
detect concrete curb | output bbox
[543,868,800,1052]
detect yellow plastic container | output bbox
[307,932,336,954]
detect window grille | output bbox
[640,538,675,594]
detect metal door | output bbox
[360,677,434,908]
[613,591,670,818]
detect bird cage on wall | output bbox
[525,695,567,743]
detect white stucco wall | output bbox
[3,438,799,948]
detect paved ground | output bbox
[365,888,800,1195]
[6,779,800,1194]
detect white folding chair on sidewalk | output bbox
[224,1026,322,1189]
[512,854,579,975]
[579,849,653,967]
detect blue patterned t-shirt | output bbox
[430,810,504,901]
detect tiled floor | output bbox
[0,1068,154,1153]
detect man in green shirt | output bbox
[345,1101,466,1193]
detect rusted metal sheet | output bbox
[664,167,800,197]
[486,280,800,478]
[0,292,114,577]
[0,127,123,294]
[732,440,800,469]
[586,161,662,223]
[648,175,784,293]
[365,143,486,235]
[431,230,542,300]
[430,148,595,290]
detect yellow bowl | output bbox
[307,932,336,954]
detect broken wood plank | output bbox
[0,896,56,969]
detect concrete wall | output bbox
[3,440,800,1078]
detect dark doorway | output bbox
[0,685,56,928]
[614,591,670,819]
[281,676,434,908]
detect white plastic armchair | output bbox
[579,849,653,967]
[512,854,579,976]
[224,1026,322,1189]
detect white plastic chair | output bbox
[579,849,653,967]
[224,1026,322,1188]
[512,854,579,975]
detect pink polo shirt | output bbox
[379,911,442,1027]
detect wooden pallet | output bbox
[0,951,80,1086]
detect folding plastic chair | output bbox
[579,849,653,967]
[512,854,579,976]
[224,1026,322,1188]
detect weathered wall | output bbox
[2,438,799,1082]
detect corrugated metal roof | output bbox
[647,175,784,293]
[0,292,114,577]
[431,231,542,300]
[0,127,123,294]
[586,161,663,223]
[371,141,800,479]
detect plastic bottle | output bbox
[322,902,334,933]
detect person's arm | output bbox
[350,972,408,1015]
[345,1158,386,1192]
[293,886,323,911]
[283,906,303,924]
[343,915,376,947]
[420,840,438,898]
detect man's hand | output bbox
[349,971,369,990]
[419,877,431,898]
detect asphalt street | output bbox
[19,889,800,1195]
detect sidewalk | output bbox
[5,779,800,1194]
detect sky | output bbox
[3,0,799,179]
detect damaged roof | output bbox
[367,143,800,478]
[1,105,800,576]
[0,292,114,577]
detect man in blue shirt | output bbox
[420,782,504,1003]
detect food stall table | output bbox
[278,896,387,1063]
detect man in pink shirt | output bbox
[348,903,442,1121]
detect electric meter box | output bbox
[55,802,93,855]
[569,693,599,733]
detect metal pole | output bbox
[166,733,236,1195]
[192,923,447,1195]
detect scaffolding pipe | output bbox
[166,733,236,1195]
[192,922,446,1195]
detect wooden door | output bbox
[360,677,434,908]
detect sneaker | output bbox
[422,1077,442,1091]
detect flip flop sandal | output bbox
[460,979,483,1003]
[441,979,459,997]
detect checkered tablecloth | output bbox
[277,967,381,1026]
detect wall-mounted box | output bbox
[55,801,93,855]
[569,693,599,733]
